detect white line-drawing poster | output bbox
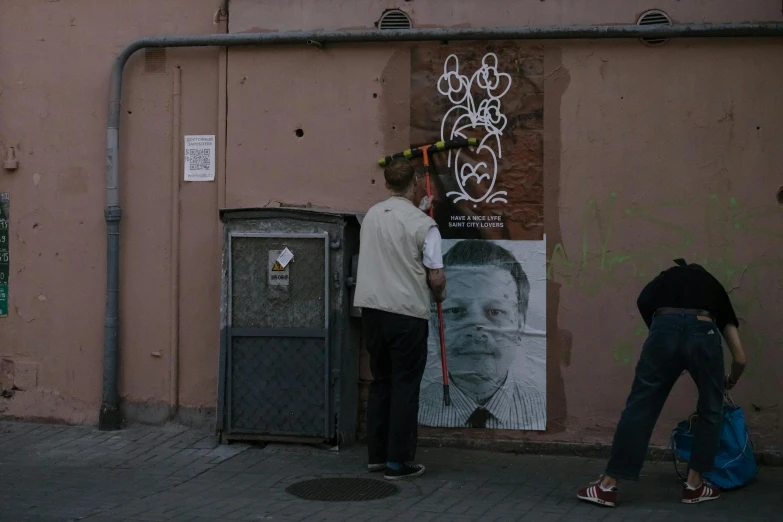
[411,43,546,430]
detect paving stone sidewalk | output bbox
[0,421,781,522]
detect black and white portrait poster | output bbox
[418,239,547,430]
[411,43,546,430]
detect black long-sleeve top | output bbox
[637,261,739,332]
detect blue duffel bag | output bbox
[671,394,758,490]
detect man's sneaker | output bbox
[577,479,617,507]
[681,481,720,504]
[367,463,386,472]
[383,462,425,480]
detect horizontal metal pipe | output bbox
[100,22,783,430]
[107,23,783,127]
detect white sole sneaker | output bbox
[384,464,426,480]
[681,483,721,503]
[368,463,386,472]
[681,495,720,504]
[577,493,616,507]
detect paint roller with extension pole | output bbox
[378,137,477,407]
[377,138,478,168]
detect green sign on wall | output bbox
[0,193,8,317]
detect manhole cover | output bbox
[285,478,399,502]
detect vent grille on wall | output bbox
[378,10,412,30]
[144,48,168,73]
[637,9,672,46]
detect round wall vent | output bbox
[378,9,412,30]
[637,9,672,46]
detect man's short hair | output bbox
[443,239,530,320]
[384,158,415,192]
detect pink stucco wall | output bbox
[0,0,224,423]
[1,0,782,451]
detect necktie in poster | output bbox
[411,43,547,431]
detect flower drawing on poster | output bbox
[411,43,549,430]
[437,53,512,207]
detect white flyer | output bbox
[184,135,216,181]
[276,247,294,268]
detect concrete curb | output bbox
[418,435,783,466]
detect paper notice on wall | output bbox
[184,135,216,181]
[276,247,294,268]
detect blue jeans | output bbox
[606,313,725,480]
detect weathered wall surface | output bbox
[0,0,223,423]
[1,0,782,452]
[550,39,783,448]
[229,0,782,31]
[227,0,783,449]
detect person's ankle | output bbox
[600,475,617,489]
[686,471,703,489]
[386,461,401,471]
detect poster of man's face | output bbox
[418,239,546,431]
[410,42,547,430]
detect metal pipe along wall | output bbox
[170,66,182,416]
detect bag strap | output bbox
[671,413,698,482]
[725,390,737,406]
[671,432,688,481]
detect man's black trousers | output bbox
[363,308,428,465]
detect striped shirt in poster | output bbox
[418,372,546,430]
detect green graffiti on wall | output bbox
[548,192,783,370]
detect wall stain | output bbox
[542,47,570,434]
[378,48,411,155]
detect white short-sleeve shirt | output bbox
[422,226,443,269]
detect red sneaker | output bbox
[577,479,617,507]
[681,481,720,504]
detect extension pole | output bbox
[420,147,451,407]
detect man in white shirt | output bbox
[354,158,447,480]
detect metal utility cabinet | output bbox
[217,208,362,445]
